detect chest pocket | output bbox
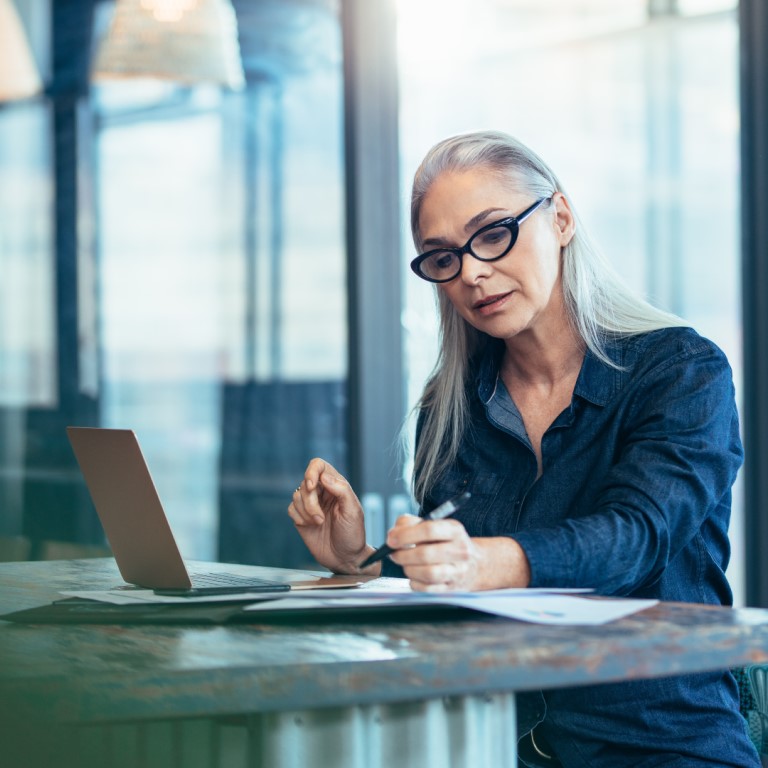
[425,469,507,537]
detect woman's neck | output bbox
[501,322,585,388]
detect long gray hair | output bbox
[410,130,686,505]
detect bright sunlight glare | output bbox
[395,0,493,77]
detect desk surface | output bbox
[2,558,768,725]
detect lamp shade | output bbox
[93,0,245,89]
[0,0,43,101]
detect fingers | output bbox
[288,458,329,526]
[288,487,322,527]
[400,550,473,592]
[305,458,350,490]
[407,560,469,593]
[287,458,353,527]
[389,534,471,568]
[300,457,336,493]
[387,516,464,550]
[387,517,475,592]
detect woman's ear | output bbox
[552,192,576,247]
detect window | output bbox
[93,2,345,564]
[397,0,744,602]
[0,0,346,568]
[0,101,54,408]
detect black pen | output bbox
[358,491,471,569]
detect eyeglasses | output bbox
[410,196,551,283]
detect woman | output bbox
[287,131,759,767]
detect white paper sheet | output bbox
[60,577,653,624]
[60,580,588,606]
[241,591,655,625]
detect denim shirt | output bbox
[383,327,758,766]
[388,326,742,606]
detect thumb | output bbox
[319,471,348,499]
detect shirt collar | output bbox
[573,338,625,406]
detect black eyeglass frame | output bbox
[410,196,552,283]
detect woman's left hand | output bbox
[386,515,531,592]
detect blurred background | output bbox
[1,0,766,606]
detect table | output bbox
[2,559,768,768]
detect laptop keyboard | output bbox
[190,572,284,589]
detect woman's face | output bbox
[417,168,574,343]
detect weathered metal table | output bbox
[2,558,768,768]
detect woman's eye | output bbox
[479,229,506,245]
[432,252,455,270]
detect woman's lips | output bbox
[473,292,512,315]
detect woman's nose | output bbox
[459,254,493,284]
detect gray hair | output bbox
[409,130,686,505]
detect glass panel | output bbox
[0,102,54,408]
[92,0,345,566]
[0,0,52,542]
[397,1,743,602]
[0,0,343,563]
[0,100,54,541]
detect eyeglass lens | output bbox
[419,222,517,282]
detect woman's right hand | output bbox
[287,458,381,576]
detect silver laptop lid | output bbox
[66,427,193,590]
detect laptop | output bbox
[66,426,290,596]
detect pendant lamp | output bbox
[93,0,245,89]
[0,0,43,101]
